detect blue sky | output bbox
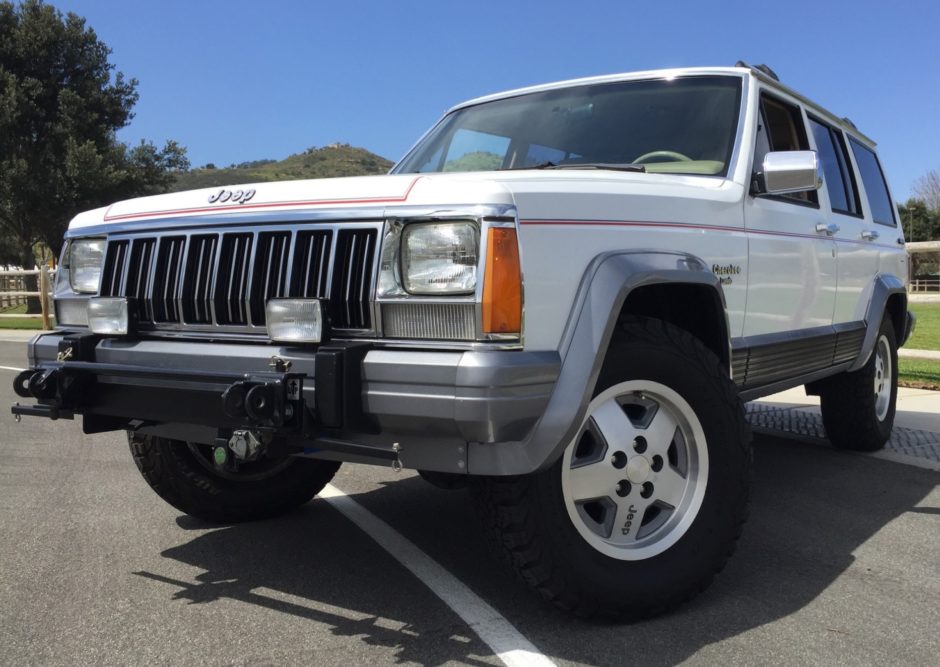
[51,0,940,199]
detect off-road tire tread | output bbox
[129,434,340,523]
[818,319,897,452]
[472,316,751,620]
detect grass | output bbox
[898,357,940,390]
[0,303,52,330]
[907,303,940,351]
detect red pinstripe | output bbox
[519,219,899,249]
[103,177,423,222]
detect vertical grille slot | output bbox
[290,230,333,299]
[99,240,129,297]
[249,232,291,324]
[124,238,156,322]
[181,235,218,324]
[330,229,376,329]
[214,233,253,325]
[91,223,379,336]
[151,236,186,323]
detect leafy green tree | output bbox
[0,0,188,308]
[0,232,19,266]
[898,198,940,243]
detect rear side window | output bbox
[849,139,897,227]
[809,117,860,216]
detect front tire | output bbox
[818,318,898,452]
[472,317,752,619]
[129,434,340,523]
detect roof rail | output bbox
[841,116,858,130]
[734,60,780,82]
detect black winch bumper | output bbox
[11,332,375,438]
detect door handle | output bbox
[861,230,880,241]
[815,222,840,236]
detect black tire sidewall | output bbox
[873,319,899,438]
[132,435,340,522]
[820,318,898,450]
[531,326,749,607]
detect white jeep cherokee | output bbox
[13,64,914,619]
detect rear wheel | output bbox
[129,434,340,523]
[818,318,898,452]
[472,317,752,619]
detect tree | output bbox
[0,232,18,266]
[913,168,940,212]
[0,1,188,308]
[898,198,940,243]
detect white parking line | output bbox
[320,484,555,667]
[0,365,24,372]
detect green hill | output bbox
[170,143,395,192]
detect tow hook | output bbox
[227,429,265,462]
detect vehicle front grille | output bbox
[99,224,380,335]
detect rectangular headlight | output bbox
[401,222,479,294]
[88,297,130,335]
[266,299,323,343]
[68,239,106,293]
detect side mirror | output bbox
[753,150,821,195]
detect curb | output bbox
[0,330,43,342]
[746,403,940,469]
[899,348,940,361]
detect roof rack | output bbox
[734,60,780,82]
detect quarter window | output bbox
[849,139,897,227]
[809,117,860,216]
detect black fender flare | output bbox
[468,249,730,475]
[848,274,908,372]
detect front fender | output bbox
[468,249,728,475]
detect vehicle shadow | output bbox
[134,501,500,666]
[136,432,938,665]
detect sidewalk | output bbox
[899,348,940,360]
[751,386,940,470]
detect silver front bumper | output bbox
[27,333,559,446]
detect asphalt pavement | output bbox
[0,339,938,666]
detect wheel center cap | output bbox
[626,456,652,484]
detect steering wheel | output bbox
[632,150,693,164]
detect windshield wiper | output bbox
[499,161,646,173]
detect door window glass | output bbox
[756,95,817,205]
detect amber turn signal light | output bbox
[482,228,522,334]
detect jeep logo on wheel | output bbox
[208,188,256,205]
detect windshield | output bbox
[393,76,743,177]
